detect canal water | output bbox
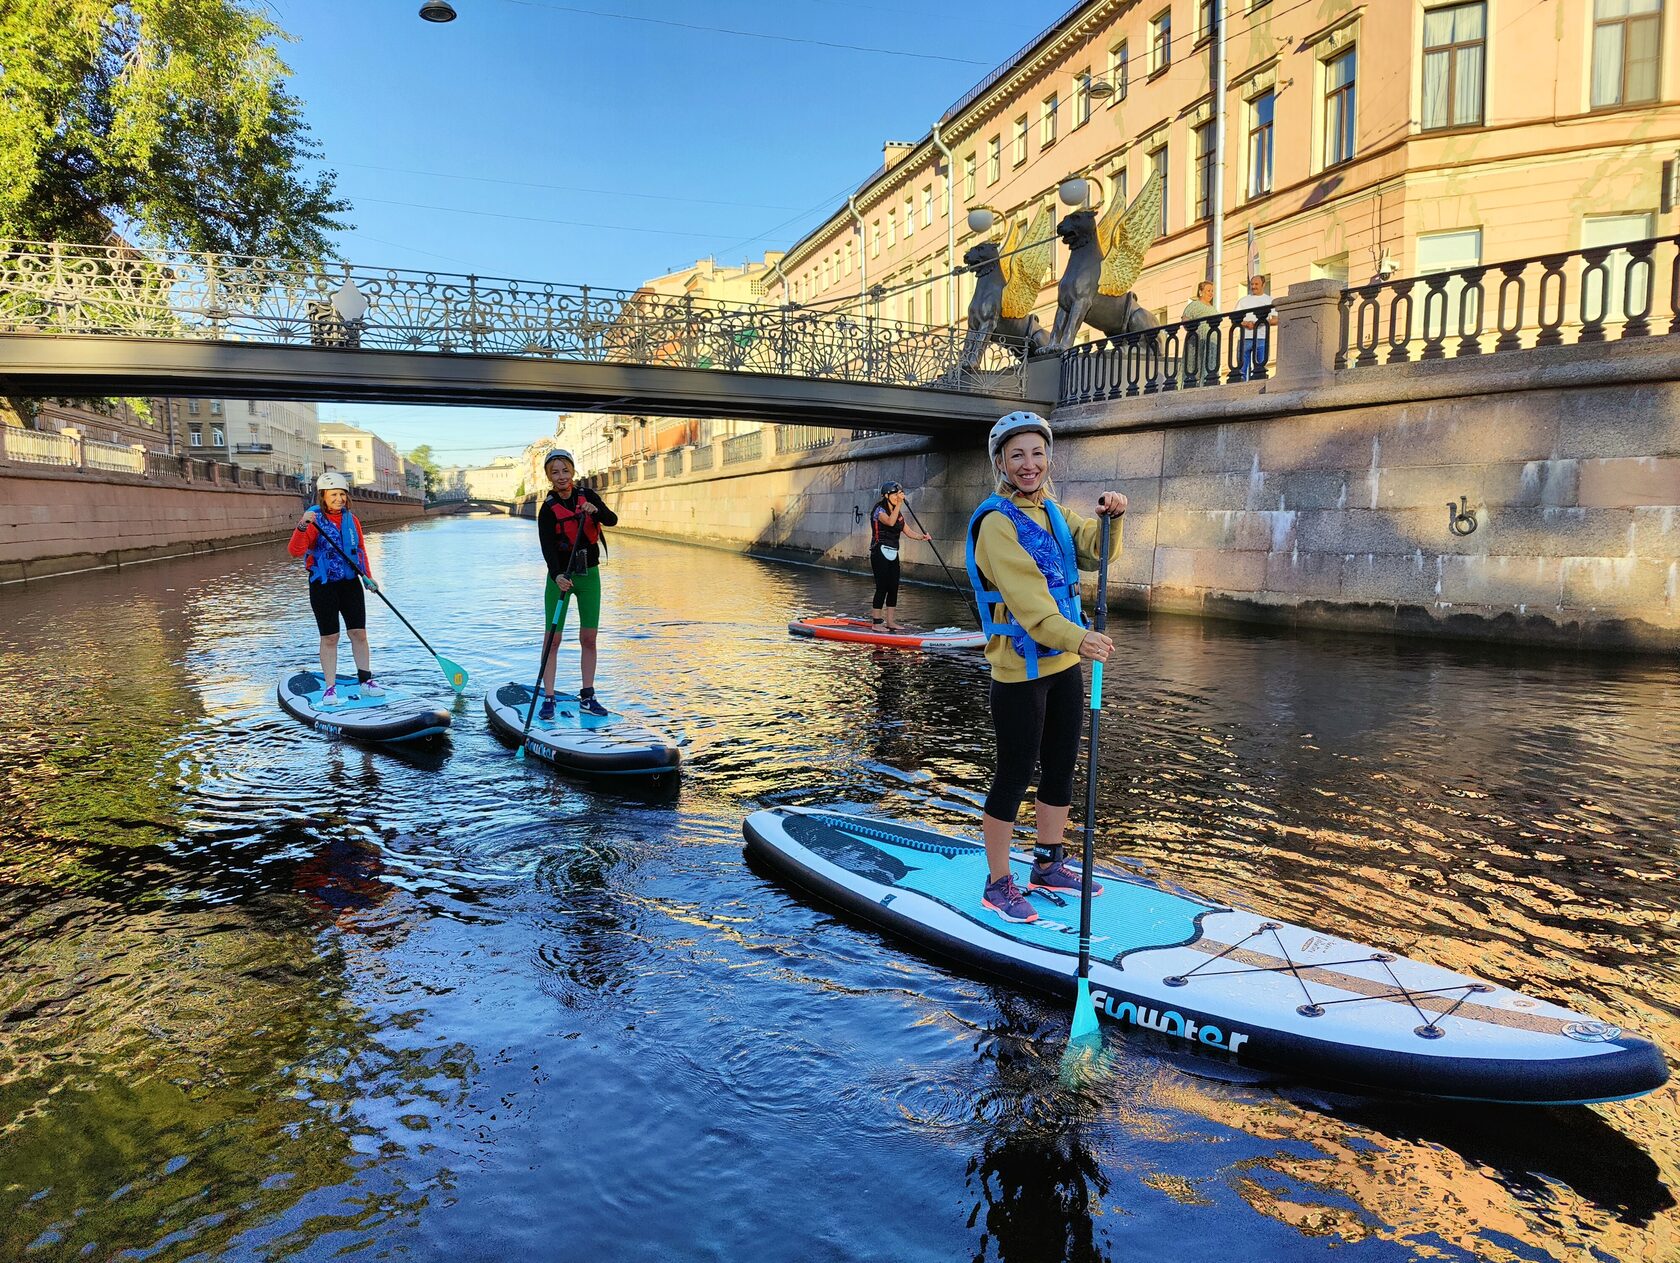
[1,513,1676,1263]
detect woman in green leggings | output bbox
[536,449,618,719]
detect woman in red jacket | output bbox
[288,471,382,708]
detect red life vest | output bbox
[548,494,602,550]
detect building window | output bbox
[963,153,976,200]
[189,427,202,446]
[210,400,223,416]
[1148,144,1169,236]
[1422,3,1486,130]
[1248,90,1275,197]
[1013,115,1029,165]
[211,426,225,447]
[1109,41,1129,100]
[1592,0,1662,108]
[1583,212,1657,319]
[1150,10,1172,75]
[987,135,1001,183]
[247,400,258,415]
[871,221,881,257]
[903,197,914,237]
[1194,120,1216,221]
[1042,93,1059,147]
[844,241,853,275]
[1113,165,1128,209]
[922,186,933,227]
[1074,71,1093,126]
[1323,48,1357,168]
[1416,228,1483,332]
[887,212,896,246]
[187,399,200,415]
[1197,0,1217,41]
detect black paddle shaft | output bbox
[518,521,589,742]
[902,504,983,631]
[1077,515,1113,981]
[307,511,440,657]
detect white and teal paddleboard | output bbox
[276,670,452,744]
[485,681,681,777]
[743,806,1669,1105]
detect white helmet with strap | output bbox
[316,471,352,493]
[987,410,1053,462]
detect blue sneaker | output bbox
[982,873,1038,924]
[537,696,556,722]
[1028,858,1104,897]
[578,695,608,718]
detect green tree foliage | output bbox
[0,0,350,259]
[405,443,440,494]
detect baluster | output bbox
[1578,246,1611,344]
[1335,289,1353,370]
[1354,287,1381,368]
[1125,336,1141,397]
[1160,325,1180,392]
[1419,272,1451,360]
[1618,238,1654,339]
[1226,316,1245,384]
[1669,242,1680,335]
[1250,311,1272,381]
[1100,336,1120,401]
[1385,280,1416,364]
[1535,252,1568,347]
[1495,263,1527,352]
[1456,266,1486,356]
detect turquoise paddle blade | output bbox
[436,655,469,694]
[1060,978,1104,1085]
[1070,978,1102,1041]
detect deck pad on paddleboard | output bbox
[743,806,1668,1105]
[276,671,452,743]
[485,681,680,776]
[789,616,984,650]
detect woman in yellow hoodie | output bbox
[962,412,1127,924]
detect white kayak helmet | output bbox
[988,410,1053,462]
[317,471,352,494]
[543,448,575,471]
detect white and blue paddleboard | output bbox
[276,670,452,744]
[485,681,681,777]
[743,806,1669,1105]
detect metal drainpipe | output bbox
[771,256,791,306]
[1210,0,1228,302]
[847,193,868,314]
[931,123,956,325]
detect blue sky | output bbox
[276,0,1046,463]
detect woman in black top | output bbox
[870,480,931,630]
[536,449,619,718]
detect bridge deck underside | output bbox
[0,335,1043,436]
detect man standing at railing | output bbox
[1181,280,1219,388]
[1235,274,1276,381]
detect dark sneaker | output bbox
[1028,858,1104,897]
[537,696,556,722]
[982,873,1038,924]
[579,695,608,718]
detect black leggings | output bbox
[308,577,366,636]
[870,547,900,610]
[985,665,1084,822]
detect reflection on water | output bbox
[0,515,1675,1261]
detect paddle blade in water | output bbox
[515,744,527,762]
[1070,977,1102,1042]
[437,655,469,693]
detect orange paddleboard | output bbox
[787,616,985,650]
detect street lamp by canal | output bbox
[419,0,458,22]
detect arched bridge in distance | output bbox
[0,241,1053,434]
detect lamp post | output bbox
[419,1,457,21]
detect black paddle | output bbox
[305,509,469,692]
[902,503,983,631]
[1065,512,1113,1064]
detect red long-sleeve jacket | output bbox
[287,509,372,579]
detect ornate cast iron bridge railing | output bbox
[1058,310,1272,406]
[0,239,1030,397]
[1337,235,1679,367]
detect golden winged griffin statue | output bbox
[960,169,1163,368]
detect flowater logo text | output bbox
[1090,990,1250,1054]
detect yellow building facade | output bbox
[776,0,1678,334]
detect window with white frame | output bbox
[1148,144,1169,235]
[922,186,933,227]
[963,154,976,200]
[1109,41,1129,100]
[1013,115,1028,164]
[1194,120,1216,221]
[871,222,881,256]
[1416,228,1483,335]
[903,197,914,237]
[987,135,1001,183]
[1323,48,1357,168]
[1150,10,1172,74]
[189,427,202,446]
[211,426,225,446]
[1113,164,1128,209]
[1042,93,1059,146]
[1197,0,1216,41]
[1248,90,1275,197]
[887,212,896,246]
[188,399,200,415]
[247,400,258,415]
[210,400,223,416]
[1583,212,1656,321]
[1592,0,1662,108]
[1422,3,1486,130]
[1074,71,1092,126]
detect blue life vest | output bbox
[964,494,1084,678]
[308,510,365,584]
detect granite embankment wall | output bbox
[1,463,426,583]
[581,320,1679,652]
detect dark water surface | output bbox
[2,514,1676,1262]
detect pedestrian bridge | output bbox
[0,240,1046,434]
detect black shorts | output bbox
[308,577,366,636]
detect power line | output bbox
[337,161,803,212]
[495,0,992,65]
